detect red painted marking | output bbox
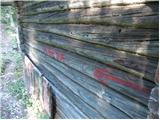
[43,47,64,62]
[93,68,150,94]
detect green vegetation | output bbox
[37,112,50,119]
[1,6,49,119]
[1,6,16,25]
[3,25,32,108]
[8,79,32,107]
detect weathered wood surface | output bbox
[50,83,88,119]
[22,23,158,57]
[20,2,159,29]
[24,49,132,118]
[23,55,55,118]
[20,1,46,9]
[21,1,158,16]
[24,41,155,105]
[40,68,105,118]
[17,0,159,118]
[24,44,150,118]
[22,29,158,82]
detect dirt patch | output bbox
[1,59,11,74]
[0,90,27,119]
[0,24,27,119]
[1,12,49,118]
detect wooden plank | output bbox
[22,23,159,57]
[23,56,32,93]
[20,2,159,29]
[24,55,88,118]
[56,109,66,119]
[21,1,159,16]
[21,1,67,14]
[1,2,13,6]
[17,1,159,119]
[56,107,67,119]
[55,94,86,118]
[22,23,159,42]
[51,83,90,118]
[24,41,154,97]
[21,13,158,29]
[24,41,155,106]
[40,70,104,118]
[25,45,149,118]
[22,29,158,81]
[38,63,105,119]
[21,1,46,9]
[25,50,131,118]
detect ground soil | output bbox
[0,24,27,119]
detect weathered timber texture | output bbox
[21,23,158,57]
[22,29,158,81]
[23,55,55,118]
[20,2,159,29]
[16,0,159,119]
[24,43,149,118]
[24,41,154,104]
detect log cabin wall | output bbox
[16,0,159,118]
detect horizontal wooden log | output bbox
[21,1,46,9]
[54,103,68,118]
[18,1,159,119]
[36,63,104,118]
[52,85,88,118]
[24,45,149,118]
[24,40,155,93]
[22,23,159,57]
[20,2,159,29]
[38,66,105,119]
[24,41,155,106]
[37,68,106,118]
[21,1,158,16]
[22,29,158,81]
[22,23,158,42]
[1,2,14,6]
[24,55,84,118]
[57,107,70,119]
[21,14,159,29]
[26,50,131,118]
[56,108,66,119]
[23,37,156,90]
[21,1,67,14]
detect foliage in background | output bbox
[1,6,49,119]
[8,79,33,107]
[37,112,49,119]
[0,6,16,25]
